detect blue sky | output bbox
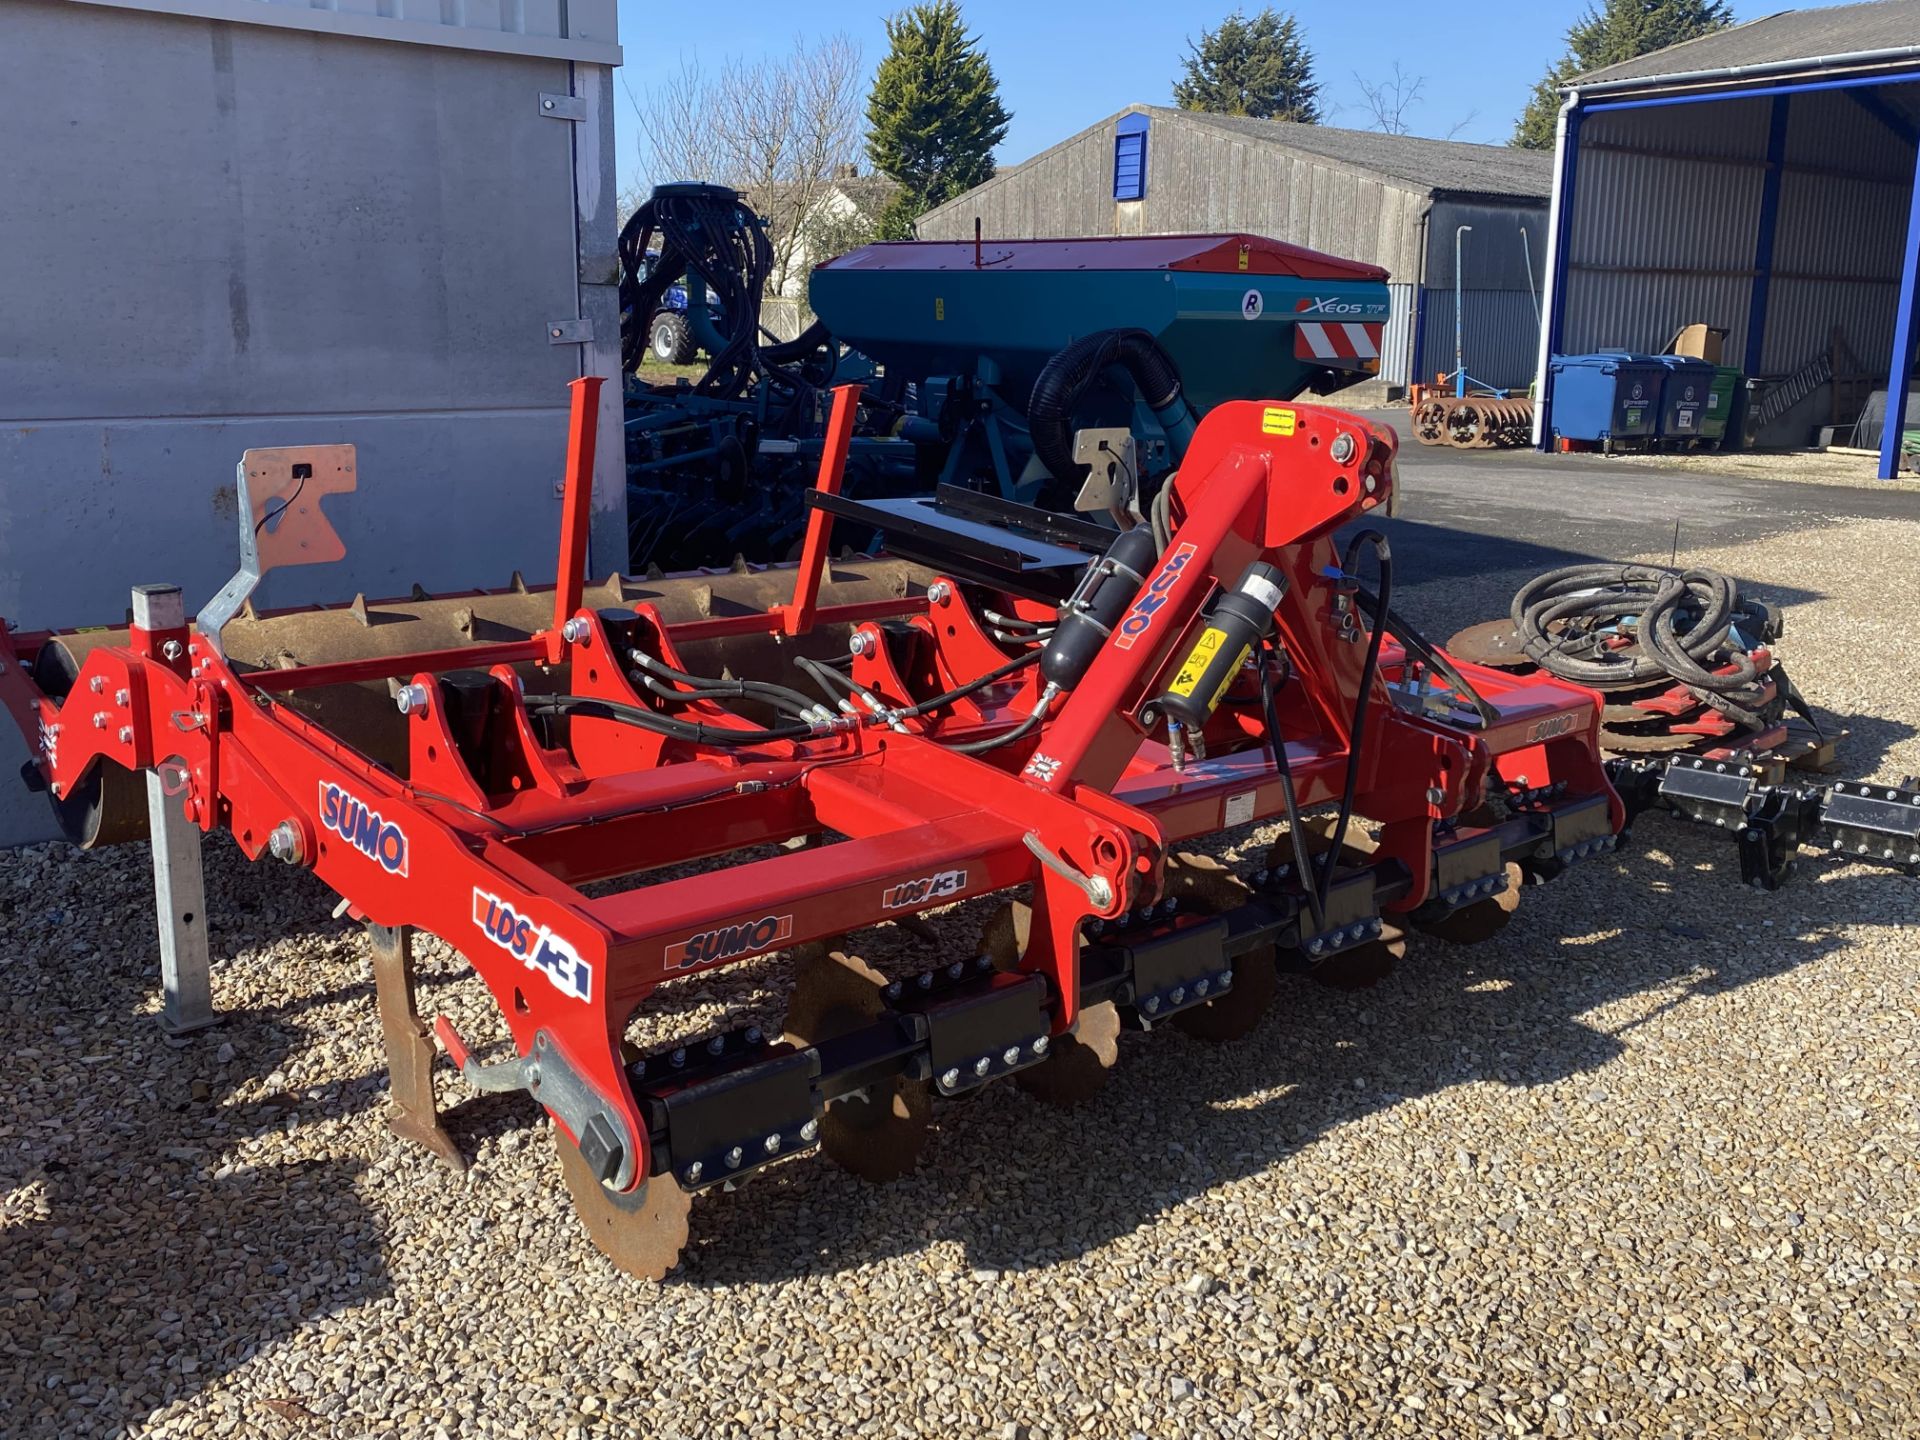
[610,0,1851,195]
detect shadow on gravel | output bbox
[665,824,1909,1288]
[0,849,389,1438]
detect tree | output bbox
[1174,9,1321,124]
[1353,62,1477,140]
[624,36,866,296]
[866,2,1011,237]
[1513,0,1733,148]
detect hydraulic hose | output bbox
[1510,564,1773,726]
[1028,329,1199,491]
[1317,531,1392,920]
[1258,643,1327,937]
[522,694,827,747]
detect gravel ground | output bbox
[1596,448,1920,491]
[2,518,1917,1439]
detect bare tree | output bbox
[624,36,866,298]
[624,57,726,191]
[1353,62,1426,135]
[1351,61,1481,141]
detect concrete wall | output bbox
[0,0,623,844]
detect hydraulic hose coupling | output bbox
[1153,561,1289,773]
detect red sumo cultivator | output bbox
[5,381,1914,1278]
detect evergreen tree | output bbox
[865,2,1011,237]
[1173,9,1321,124]
[1513,0,1733,148]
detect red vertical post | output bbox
[779,382,863,638]
[549,375,604,663]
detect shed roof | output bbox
[1137,106,1553,201]
[1574,0,1920,88]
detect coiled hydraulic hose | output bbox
[1028,329,1198,499]
[1510,564,1773,727]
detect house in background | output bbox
[746,171,899,335]
[914,105,1552,396]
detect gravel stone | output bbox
[0,518,1915,1438]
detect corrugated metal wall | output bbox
[1559,86,1915,375]
[1426,199,1547,290]
[1766,87,1913,373]
[1416,290,1541,391]
[1382,283,1416,387]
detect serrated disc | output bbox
[1412,862,1524,944]
[1161,852,1276,1042]
[782,946,930,1182]
[1272,822,1406,989]
[556,1127,692,1281]
[982,901,1118,1107]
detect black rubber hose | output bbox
[1028,328,1187,487]
[898,648,1041,718]
[1258,642,1327,936]
[629,648,821,715]
[523,693,821,747]
[1317,531,1392,920]
[1509,563,1771,724]
[942,703,1049,755]
[760,319,833,367]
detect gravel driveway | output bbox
[1,513,1915,1439]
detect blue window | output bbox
[1114,114,1148,201]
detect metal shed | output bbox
[915,105,1554,394]
[1533,0,1920,475]
[0,0,624,842]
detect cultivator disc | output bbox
[556,1127,694,1282]
[782,946,933,1181]
[982,902,1119,1107]
[1409,396,1534,450]
[1412,862,1524,944]
[1412,399,1451,446]
[1275,821,1408,989]
[1162,853,1278,1042]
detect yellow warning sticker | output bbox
[935,297,945,321]
[1211,646,1251,708]
[1261,407,1296,436]
[1167,627,1227,697]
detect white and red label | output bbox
[882,869,968,910]
[473,888,594,1003]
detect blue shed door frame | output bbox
[1114,113,1149,201]
[1535,69,1920,479]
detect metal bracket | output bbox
[198,446,356,658]
[434,1022,638,1191]
[547,318,595,345]
[1818,781,1920,866]
[538,92,587,121]
[134,584,218,1036]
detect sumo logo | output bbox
[1113,542,1197,651]
[672,913,794,969]
[319,781,408,876]
[1526,714,1578,743]
[472,888,594,1002]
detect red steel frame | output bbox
[0,384,1621,1200]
